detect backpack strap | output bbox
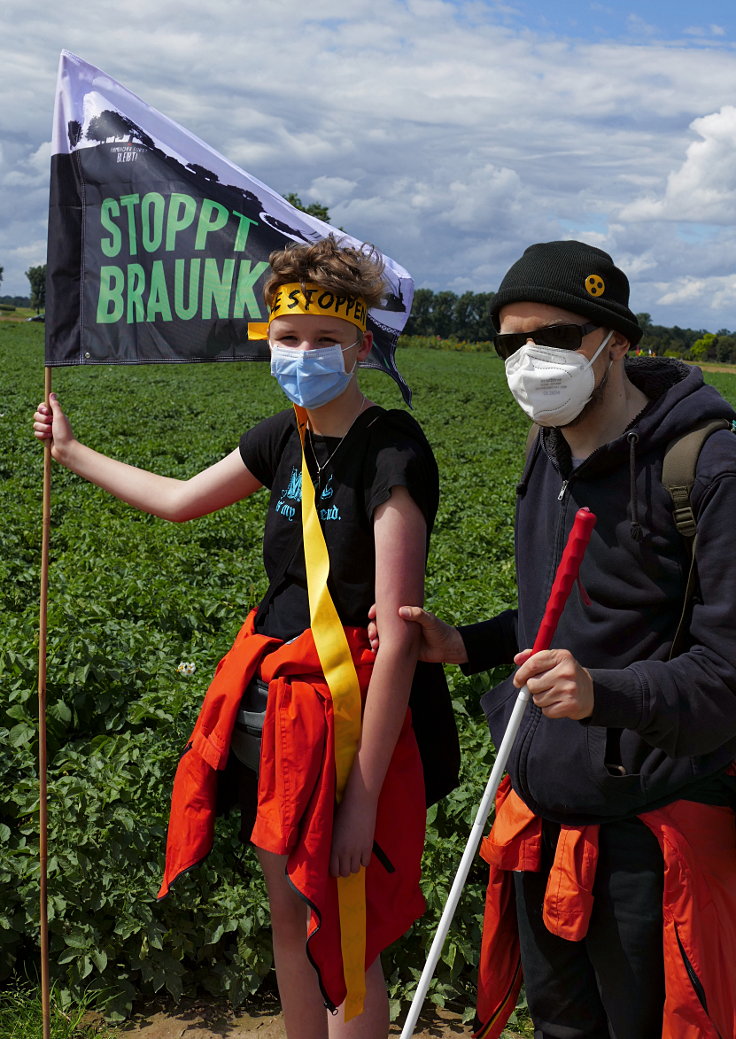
[661,417,734,657]
[662,418,732,538]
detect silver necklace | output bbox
[308,396,368,482]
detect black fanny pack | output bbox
[230,677,269,773]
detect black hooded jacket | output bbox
[461,358,736,824]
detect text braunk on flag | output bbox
[95,193,268,324]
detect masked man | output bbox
[391,241,736,1039]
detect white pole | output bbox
[400,507,597,1038]
[399,686,530,1039]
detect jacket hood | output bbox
[625,357,735,446]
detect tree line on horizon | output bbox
[403,287,736,364]
[0,264,46,313]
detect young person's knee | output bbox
[257,850,307,936]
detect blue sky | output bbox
[487,0,735,41]
[2,0,736,332]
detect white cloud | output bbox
[625,14,657,37]
[656,273,736,320]
[684,23,727,38]
[4,141,51,188]
[307,176,359,206]
[2,0,736,330]
[619,107,736,224]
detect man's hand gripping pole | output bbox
[400,507,597,1039]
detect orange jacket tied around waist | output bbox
[473,775,736,1039]
[158,609,426,1012]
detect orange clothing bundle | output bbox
[474,777,736,1039]
[158,609,426,1011]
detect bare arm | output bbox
[33,393,262,521]
[330,485,426,877]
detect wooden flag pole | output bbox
[38,365,52,1039]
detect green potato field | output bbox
[1,320,734,1028]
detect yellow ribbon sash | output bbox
[294,404,366,1021]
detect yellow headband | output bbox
[248,282,368,340]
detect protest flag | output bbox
[37,50,416,1035]
[46,50,414,401]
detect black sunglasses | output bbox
[494,322,601,360]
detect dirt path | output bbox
[118,999,483,1038]
[695,361,736,374]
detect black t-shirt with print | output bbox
[238,404,460,808]
[239,405,439,641]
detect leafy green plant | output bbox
[2,324,734,1027]
[0,983,120,1038]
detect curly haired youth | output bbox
[264,236,386,310]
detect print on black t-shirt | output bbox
[239,407,438,640]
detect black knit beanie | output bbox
[490,240,642,345]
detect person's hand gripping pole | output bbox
[400,507,597,1039]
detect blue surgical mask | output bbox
[269,341,358,409]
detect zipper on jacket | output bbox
[557,479,570,502]
[674,923,722,1036]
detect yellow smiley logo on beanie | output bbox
[585,274,605,297]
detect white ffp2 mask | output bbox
[505,330,614,426]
